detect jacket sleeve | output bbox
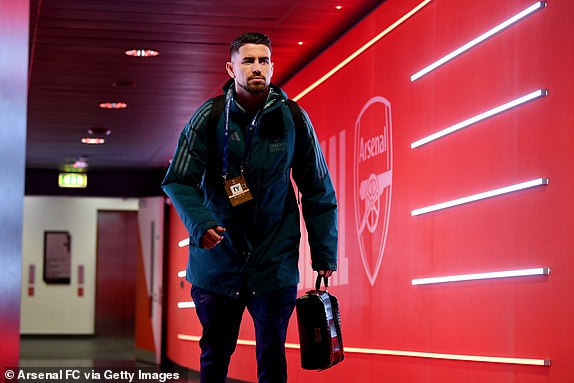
[291,106,339,271]
[162,99,220,247]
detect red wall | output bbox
[165,0,574,381]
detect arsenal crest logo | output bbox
[353,97,393,286]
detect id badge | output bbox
[224,175,253,207]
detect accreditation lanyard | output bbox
[221,96,261,181]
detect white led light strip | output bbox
[177,301,196,309]
[178,238,189,247]
[412,267,550,285]
[177,334,549,366]
[410,1,547,81]
[411,178,548,216]
[411,89,547,149]
[293,0,432,101]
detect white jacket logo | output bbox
[353,97,393,286]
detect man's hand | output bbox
[200,226,226,249]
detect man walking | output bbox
[162,32,338,383]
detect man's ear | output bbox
[225,62,235,78]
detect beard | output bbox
[239,79,268,94]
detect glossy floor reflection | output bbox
[19,336,200,382]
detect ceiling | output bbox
[27,0,383,172]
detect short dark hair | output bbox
[230,32,272,57]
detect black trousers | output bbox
[191,285,297,383]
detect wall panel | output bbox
[165,0,574,381]
[21,197,139,334]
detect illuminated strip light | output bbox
[177,270,186,278]
[410,1,547,81]
[177,334,549,366]
[342,347,550,366]
[412,267,550,285]
[177,301,196,309]
[411,178,548,216]
[292,0,432,102]
[411,89,547,149]
[178,238,189,247]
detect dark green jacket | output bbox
[162,82,338,298]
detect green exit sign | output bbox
[58,173,87,188]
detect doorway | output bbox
[95,210,139,337]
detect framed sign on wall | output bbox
[43,231,71,284]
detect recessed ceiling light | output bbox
[298,41,304,46]
[336,5,343,10]
[72,158,89,169]
[125,49,159,57]
[81,137,105,145]
[99,102,127,109]
[61,157,89,172]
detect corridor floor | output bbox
[18,336,200,382]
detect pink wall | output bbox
[0,0,29,370]
[165,0,574,381]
